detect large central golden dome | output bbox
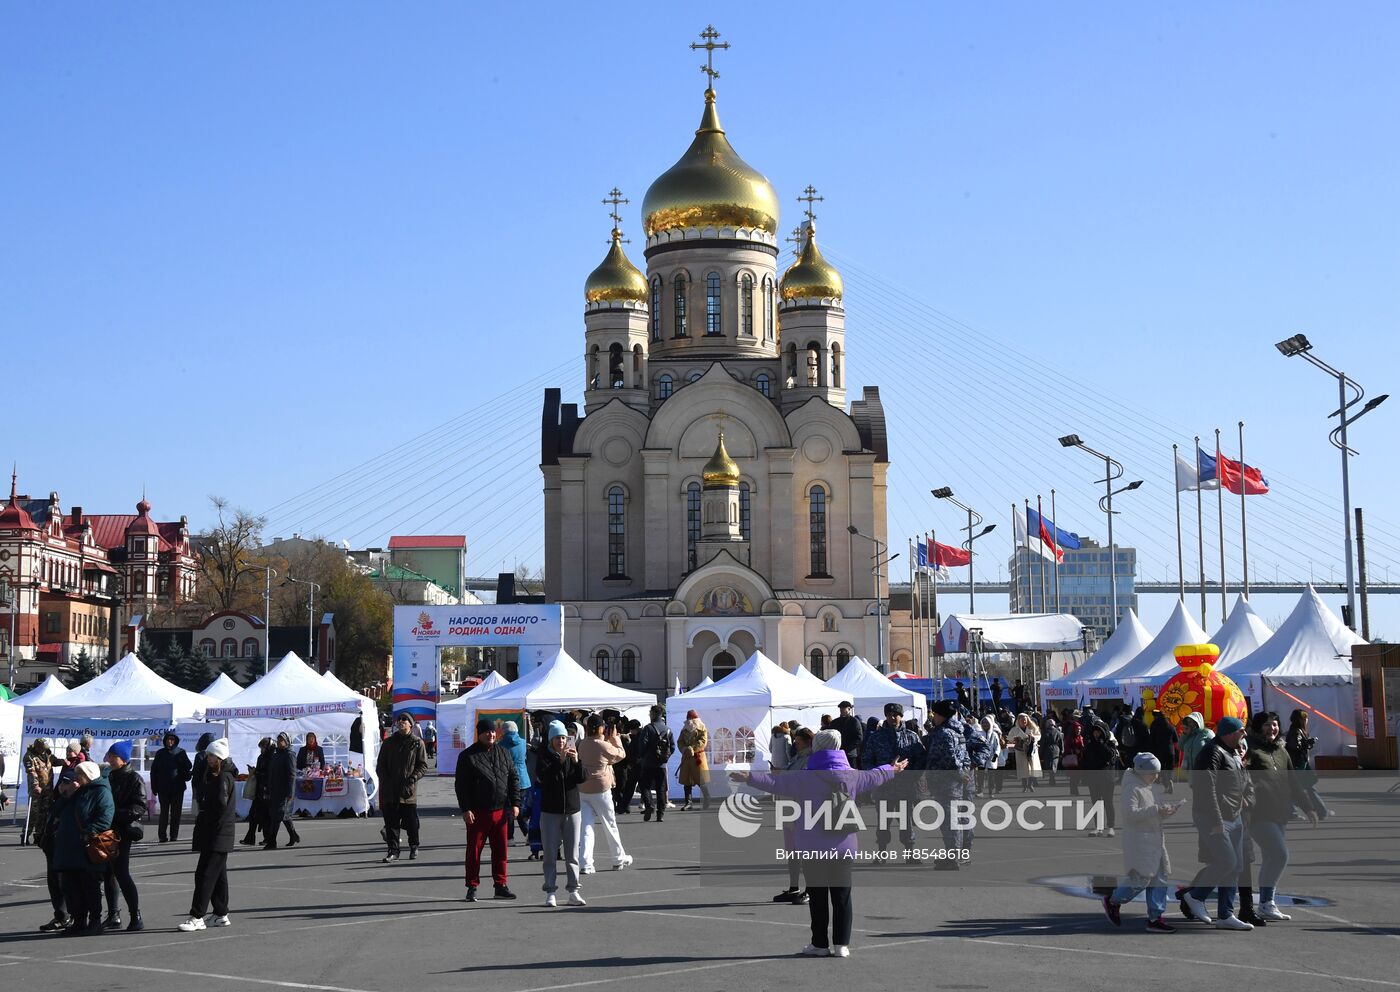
[642,90,780,238]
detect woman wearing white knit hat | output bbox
[180,739,239,932]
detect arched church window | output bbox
[620,649,637,683]
[673,274,688,337]
[686,371,702,384]
[657,373,673,400]
[589,345,600,390]
[763,277,774,340]
[221,637,238,658]
[594,648,612,682]
[808,485,828,576]
[705,272,722,335]
[650,277,662,341]
[785,343,798,386]
[806,342,821,387]
[755,372,770,398]
[686,482,701,569]
[609,343,625,388]
[831,343,842,388]
[633,344,643,386]
[809,648,826,679]
[836,648,851,672]
[242,637,259,658]
[607,486,626,577]
[198,638,216,657]
[712,650,738,681]
[740,274,754,336]
[739,482,751,540]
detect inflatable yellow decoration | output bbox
[1157,643,1248,733]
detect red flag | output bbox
[930,538,971,567]
[1218,454,1269,495]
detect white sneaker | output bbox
[544,893,557,907]
[801,944,830,956]
[1214,914,1254,931]
[1182,894,1213,925]
[1105,828,1116,837]
[612,855,633,870]
[177,917,206,932]
[831,945,851,958]
[1258,901,1291,921]
[567,890,587,907]
[207,915,231,928]
[581,865,597,875]
[1086,829,1101,837]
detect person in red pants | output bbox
[454,718,521,902]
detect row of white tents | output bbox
[1,652,380,796]
[1042,586,1365,757]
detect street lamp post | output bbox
[1059,435,1143,632]
[931,488,996,612]
[847,525,899,673]
[286,576,321,666]
[1275,334,1388,630]
[239,560,277,674]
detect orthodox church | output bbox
[540,34,889,692]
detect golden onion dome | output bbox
[780,225,844,301]
[584,229,648,304]
[702,432,741,488]
[642,90,780,237]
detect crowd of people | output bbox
[11,690,1334,958]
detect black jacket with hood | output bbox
[150,734,192,795]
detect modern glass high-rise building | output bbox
[1009,537,1137,641]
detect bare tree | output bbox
[197,497,267,613]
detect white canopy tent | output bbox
[206,652,379,797]
[823,655,926,724]
[690,675,715,691]
[435,670,512,774]
[666,650,847,796]
[0,698,20,787]
[939,612,1085,652]
[1101,600,1210,702]
[200,673,244,702]
[24,654,208,724]
[1041,610,1152,706]
[1210,596,1275,669]
[1220,587,1364,758]
[12,674,70,705]
[793,665,827,685]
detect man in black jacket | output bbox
[377,712,429,863]
[150,732,192,843]
[454,718,520,901]
[830,701,864,769]
[1183,716,1256,930]
[102,741,147,931]
[635,706,674,822]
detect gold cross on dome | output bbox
[797,185,824,225]
[602,187,629,237]
[785,226,805,252]
[691,25,729,89]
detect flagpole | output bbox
[1194,436,1207,626]
[1238,420,1250,599]
[1011,502,1021,613]
[1051,488,1061,613]
[1215,427,1227,620]
[1173,443,1185,604]
[1037,495,1048,613]
[928,531,941,691]
[907,537,917,676]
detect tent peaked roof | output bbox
[13,674,70,705]
[1210,596,1275,670]
[200,673,244,701]
[468,650,655,711]
[23,653,208,722]
[1116,600,1211,686]
[681,651,845,708]
[321,668,356,693]
[439,670,511,707]
[1225,586,1366,684]
[824,655,925,716]
[793,665,826,684]
[939,612,1085,652]
[207,652,363,719]
[1057,609,1152,686]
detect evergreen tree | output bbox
[216,657,241,683]
[72,649,98,686]
[183,645,213,691]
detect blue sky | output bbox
[4,3,1397,636]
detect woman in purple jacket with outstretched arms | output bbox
[732,728,908,958]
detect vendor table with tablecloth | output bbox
[235,776,371,818]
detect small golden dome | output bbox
[642,90,780,237]
[584,230,648,304]
[702,432,741,488]
[780,225,843,301]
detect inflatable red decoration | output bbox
[1156,643,1248,734]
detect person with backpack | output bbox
[635,706,674,822]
